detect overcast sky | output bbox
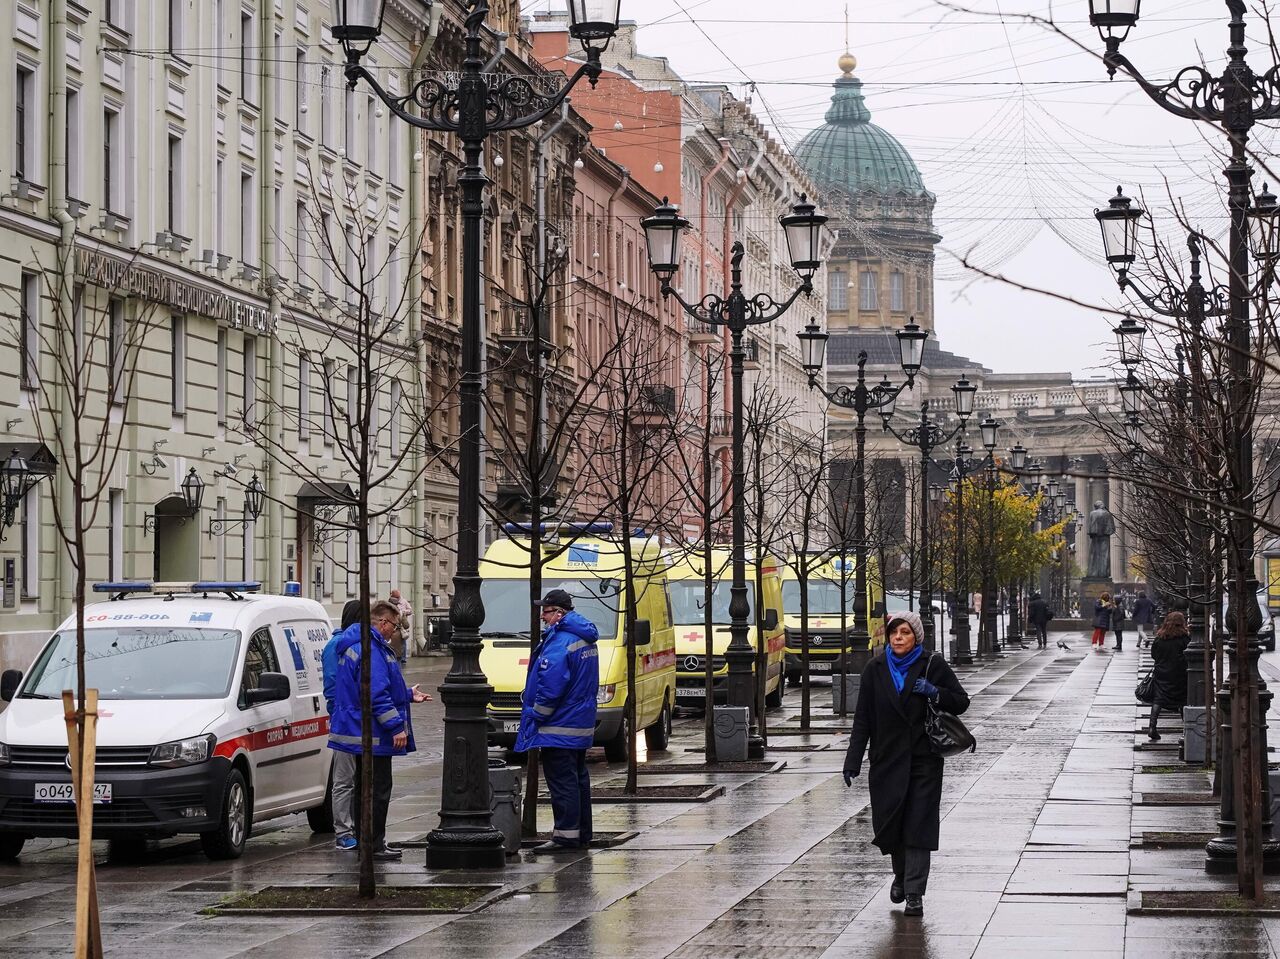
[532,0,1271,377]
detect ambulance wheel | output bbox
[604,712,631,763]
[0,833,25,861]
[306,766,335,833]
[766,671,785,709]
[201,769,250,860]
[644,698,672,752]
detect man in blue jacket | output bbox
[328,600,429,860]
[515,588,600,853]
[322,599,363,850]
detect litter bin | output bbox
[713,706,749,763]
[488,758,522,854]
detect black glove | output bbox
[843,766,859,787]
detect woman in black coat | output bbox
[1147,611,1189,740]
[843,610,969,918]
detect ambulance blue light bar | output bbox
[92,581,263,595]
[502,522,614,535]
[192,581,262,593]
[92,582,153,594]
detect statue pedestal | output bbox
[1079,578,1114,629]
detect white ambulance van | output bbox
[0,581,335,861]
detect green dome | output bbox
[795,67,927,198]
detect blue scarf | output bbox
[887,644,924,694]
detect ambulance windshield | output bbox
[479,578,620,641]
[22,627,242,700]
[781,580,852,616]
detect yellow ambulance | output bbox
[667,549,787,708]
[782,553,885,682]
[480,524,677,761]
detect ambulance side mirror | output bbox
[0,670,22,702]
[633,619,651,646]
[245,672,290,707]
[763,609,779,631]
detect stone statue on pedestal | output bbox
[1086,500,1115,580]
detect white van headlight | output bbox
[597,684,617,705]
[150,734,216,767]
[0,743,8,766]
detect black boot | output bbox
[904,894,924,916]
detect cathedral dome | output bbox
[795,56,928,199]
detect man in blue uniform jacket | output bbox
[515,588,600,852]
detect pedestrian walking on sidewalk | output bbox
[1091,594,1113,650]
[842,610,970,919]
[1146,611,1189,741]
[1133,591,1155,647]
[516,588,601,853]
[1027,592,1052,649]
[1111,599,1127,651]
[323,599,364,850]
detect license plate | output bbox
[810,662,832,672]
[675,688,704,699]
[502,721,520,733]
[35,783,112,804]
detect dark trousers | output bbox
[351,754,394,852]
[541,746,592,848]
[1149,703,1163,736]
[1033,624,1047,648]
[1113,628,1124,650]
[891,845,932,896]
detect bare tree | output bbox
[2,239,165,955]
[247,167,458,898]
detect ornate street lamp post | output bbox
[645,194,827,759]
[881,395,973,652]
[1089,0,1280,881]
[798,321,927,671]
[331,0,622,869]
[1004,443,1029,649]
[977,417,1002,658]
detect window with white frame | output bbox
[320,211,333,293]
[171,314,186,415]
[216,327,228,425]
[167,133,183,235]
[242,336,257,428]
[387,101,401,185]
[15,66,34,183]
[366,94,378,172]
[827,269,847,310]
[323,358,336,446]
[295,200,307,283]
[168,0,183,56]
[273,30,283,117]
[19,272,39,388]
[298,352,311,439]
[240,170,255,264]
[916,273,928,315]
[859,270,878,311]
[295,49,307,132]
[240,12,255,105]
[108,489,123,581]
[108,299,125,407]
[214,0,225,86]
[214,157,225,253]
[890,271,905,312]
[66,88,80,198]
[272,185,282,272]
[103,107,120,212]
[389,378,401,457]
[320,64,333,148]
[346,363,358,424]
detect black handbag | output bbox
[1135,672,1156,704]
[924,655,976,757]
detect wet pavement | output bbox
[4,634,1280,957]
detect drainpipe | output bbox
[408,5,442,638]
[50,0,76,608]
[259,0,282,591]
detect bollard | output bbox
[488,758,522,854]
[832,672,860,714]
[712,706,749,763]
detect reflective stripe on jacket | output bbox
[514,611,601,751]
[327,622,415,757]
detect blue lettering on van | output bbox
[189,611,213,623]
[568,546,599,566]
